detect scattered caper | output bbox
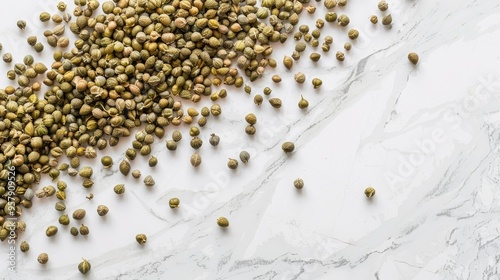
[169,198,180,209]
[282,142,295,153]
[217,217,229,227]
[408,52,419,65]
[239,151,250,163]
[136,233,147,244]
[294,178,304,189]
[364,187,376,198]
[227,158,239,169]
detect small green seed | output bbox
[114,184,125,194]
[382,14,393,25]
[348,29,359,40]
[136,233,147,244]
[239,151,250,163]
[227,158,238,169]
[310,53,321,62]
[408,52,419,65]
[101,156,113,167]
[169,198,180,209]
[294,178,304,189]
[282,142,295,153]
[364,187,376,197]
[17,20,27,30]
[78,259,91,274]
[217,217,229,227]
[312,78,323,89]
[269,98,282,108]
[298,96,309,109]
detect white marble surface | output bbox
[2,0,500,279]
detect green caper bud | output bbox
[227,158,238,169]
[39,12,51,22]
[408,52,419,65]
[312,78,323,89]
[294,72,306,84]
[73,209,86,220]
[311,29,321,38]
[70,157,80,168]
[55,202,66,211]
[79,224,89,235]
[27,36,37,46]
[46,225,58,237]
[245,113,257,125]
[190,153,202,167]
[190,137,203,149]
[97,205,109,216]
[70,227,79,236]
[348,29,359,39]
[269,98,282,108]
[338,14,350,26]
[78,259,91,274]
[382,14,392,25]
[239,151,250,163]
[148,156,158,167]
[82,179,94,188]
[244,84,252,94]
[58,214,70,225]
[209,134,220,146]
[336,51,345,61]
[283,55,293,69]
[101,156,113,168]
[295,42,306,52]
[2,53,13,63]
[217,217,229,227]
[119,160,130,176]
[136,233,147,244]
[298,25,309,34]
[7,70,16,80]
[17,20,27,30]
[298,96,309,109]
[38,253,49,264]
[166,140,177,151]
[325,12,337,22]
[210,104,222,116]
[20,241,30,252]
[272,75,282,83]
[324,0,337,8]
[294,178,304,189]
[125,148,137,160]
[310,53,321,62]
[132,170,141,179]
[344,43,352,51]
[282,141,295,153]
[114,184,125,194]
[144,175,155,187]
[169,198,180,209]
[34,42,44,52]
[378,0,388,11]
[172,130,182,142]
[189,126,200,137]
[364,187,376,198]
[254,94,263,105]
[245,125,256,135]
[79,166,93,178]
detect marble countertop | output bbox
[2,0,500,279]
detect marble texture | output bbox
[2,0,500,279]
